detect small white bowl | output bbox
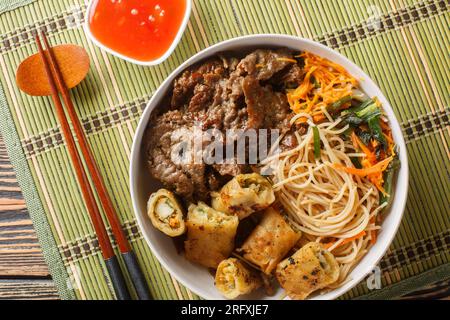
[130,35,409,300]
[84,0,192,66]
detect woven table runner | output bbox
[0,0,448,300]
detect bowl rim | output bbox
[84,0,192,66]
[129,34,409,300]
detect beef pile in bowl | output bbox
[144,48,297,202]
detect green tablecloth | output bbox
[0,0,448,300]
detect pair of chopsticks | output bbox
[35,31,151,300]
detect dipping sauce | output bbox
[88,0,187,62]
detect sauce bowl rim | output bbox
[84,0,192,66]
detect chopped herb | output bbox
[356,130,372,145]
[311,76,321,89]
[342,127,354,139]
[344,115,364,127]
[343,98,373,115]
[355,101,381,121]
[342,99,381,130]
[380,157,400,205]
[327,95,352,115]
[350,157,362,169]
[368,116,387,150]
[313,126,321,160]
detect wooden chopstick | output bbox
[40,33,130,254]
[40,32,151,300]
[36,32,150,300]
[34,35,115,261]
[34,34,130,300]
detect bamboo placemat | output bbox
[0,0,448,300]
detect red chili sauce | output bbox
[88,0,187,62]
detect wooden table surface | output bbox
[0,134,448,300]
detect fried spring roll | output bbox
[147,189,186,237]
[215,258,262,299]
[275,242,339,300]
[211,173,275,220]
[239,207,301,274]
[184,202,239,268]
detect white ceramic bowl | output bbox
[130,35,409,300]
[84,0,192,66]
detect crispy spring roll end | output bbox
[215,258,262,299]
[276,242,339,300]
[212,173,275,220]
[147,189,186,237]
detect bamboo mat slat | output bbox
[0,0,448,300]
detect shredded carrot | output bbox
[347,132,395,193]
[370,217,377,245]
[380,120,390,131]
[351,132,377,164]
[333,156,393,177]
[342,231,367,245]
[290,66,316,101]
[323,242,334,250]
[380,120,396,158]
[288,52,358,123]
[370,231,378,245]
[313,114,326,123]
[323,231,367,250]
